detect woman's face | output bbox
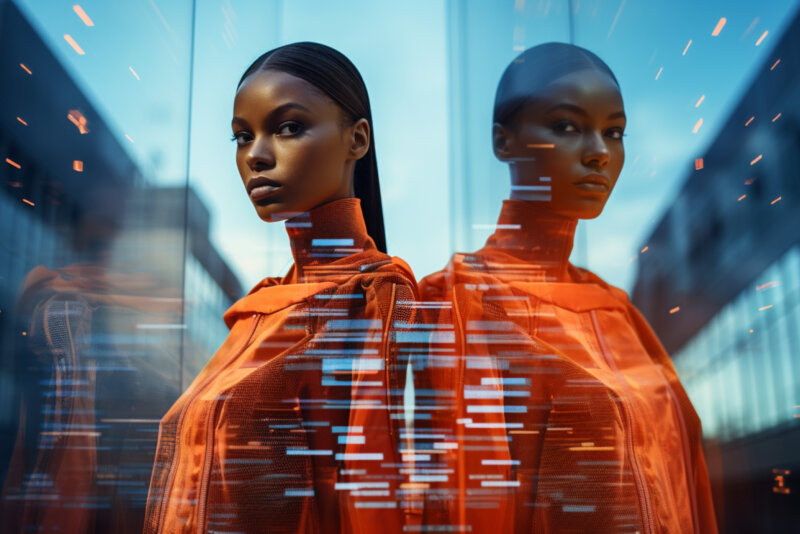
[232,69,369,221]
[493,69,626,219]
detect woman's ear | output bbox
[348,118,370,160]
[493,122,514,161]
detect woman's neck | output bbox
[482,199,578,282]
[284,197,375,282]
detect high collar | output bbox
[481,199,578,282]
[284,197,376,282]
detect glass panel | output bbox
[1,1,798,532]
[0,1,194,531]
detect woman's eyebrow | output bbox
[545,102,626,120]
[231,102,312,127]
[269,102,312,115]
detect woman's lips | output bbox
[250,184,281,202]
[573,181,610,193]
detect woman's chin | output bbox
[253,202,287,222]
[256,206,309,223]
[569,207,605,220]
[567,197,610,220]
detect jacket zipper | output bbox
[589,310,656,534]
[152,313,262,533]
[383,283,398,445]
[196,396,224,533]
[451,287,467,529]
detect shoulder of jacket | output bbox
[568,263,631,303]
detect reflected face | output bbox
[494,69,626,219]
[232,70,361,221]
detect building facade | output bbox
[632,7,800,532]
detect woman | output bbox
[143,42,418,534]
[418,42,718,533]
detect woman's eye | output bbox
[553,121,578,133]
[231,132,251,145]
[277,122,303,136]
[607,127,626,140]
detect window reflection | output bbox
[1,0,799,532]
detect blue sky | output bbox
[16,0,800,293]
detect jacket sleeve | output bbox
[626,302,720,534]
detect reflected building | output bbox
[114,186,244,387]
[632,7,800,533]
[0,1,242,531]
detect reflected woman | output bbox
[419,42,718,533]
[144,42,417,534]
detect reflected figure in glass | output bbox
[418,42,718,533]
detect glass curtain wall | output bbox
[1,0,799,532]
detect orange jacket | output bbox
[143,198,418,534]
[418,199,718,534]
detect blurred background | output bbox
[0,0,798,531]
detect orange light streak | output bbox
[770,59,781,70]
[744,178,755,185]
[5,157,21,169]
[745,116,754,126]
[759,305,773,311]
[771,113,781,122]
[22,199,34,206]
[67,110,89,134]
[16,117,27,125]
[669,306,680,314]
[695,95,705,107]
[750,154,762,165]
[712,17,726,36]
[692,118,703,133]
[641,246,649,253]
[755,31,768,46]
[756,281,779,290]
[737,194,746,202]
[20,63,32,75]
[682,40,692,55]
[63,34,85,55]
[72,5,94,26]
[771,196,781,205]
[526,143,555,148]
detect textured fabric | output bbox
[418,199,717,534]
[143,198,419,534]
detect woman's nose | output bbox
[246,136,275,172]
[582,131,610,169]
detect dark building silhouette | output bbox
[632,6,800,533]
[0,1,242,531]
